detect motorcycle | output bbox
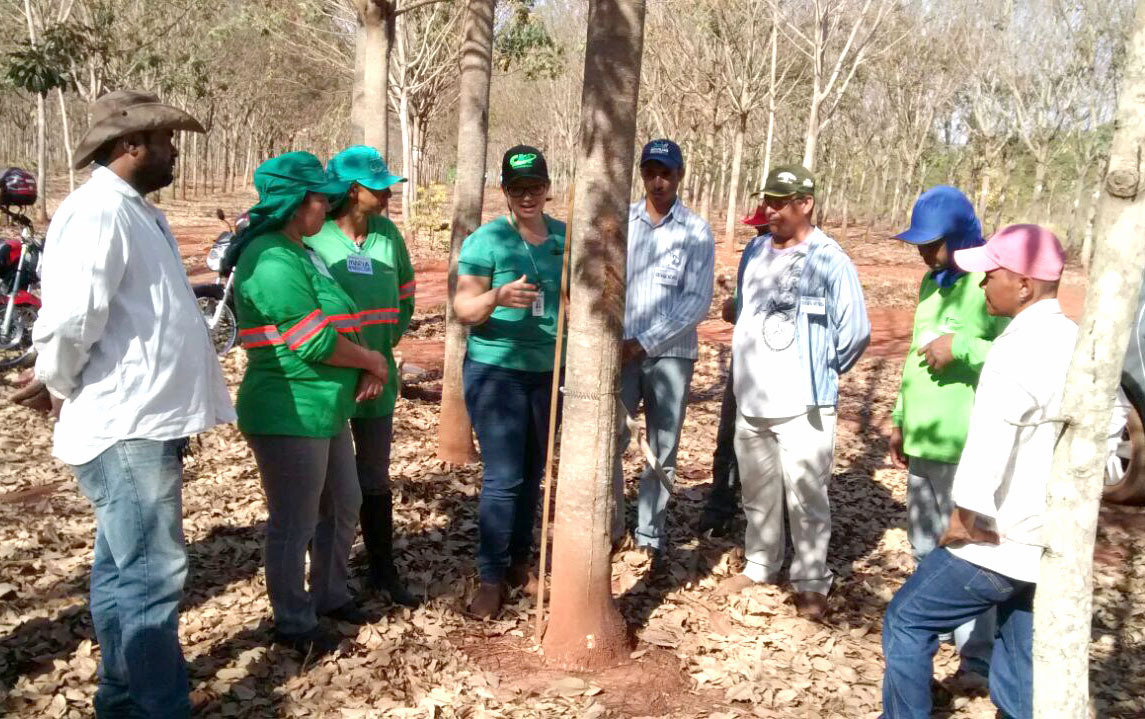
[0,169,43,370]
[192,208,244,356]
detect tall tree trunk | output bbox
[356,0,392,152]
[802,92,822,173]
[1081,182,1102,268]
[438,0,495,465]
[56,88,75,192]
[700,125,715,223]
[763,3,777,182]
[724,112,747,250]
[399,88,415,223]
[35,93,47,223]
[1033,2,1145,713]
[542,0,646,668]
[1067,166,1090,250]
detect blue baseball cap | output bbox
[894,186,980,246]
[326,145,406,192]
[640,139,683,170]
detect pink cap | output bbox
[953,224,1065,281]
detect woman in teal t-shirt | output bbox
[453,145,565,619]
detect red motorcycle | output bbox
[0,168,43,369]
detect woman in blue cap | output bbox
[305,145,418,607]
[233,151,388,655]
[888,185,1009,685]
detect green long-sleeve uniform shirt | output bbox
[306,217,411,417]
[234,233,363,437]
[892,271,1010,464]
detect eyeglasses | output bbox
[506,184,548,199]
[764,196,801,210]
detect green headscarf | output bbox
[222,151,349,273]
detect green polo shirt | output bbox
[892,271,1010,463]
[233,232,362,437]
[457,215,566,372]
[306,217,407,417]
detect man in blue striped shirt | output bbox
[716,164,869,621]
[612,139,715,561]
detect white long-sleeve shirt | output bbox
[948,298,1076,583]
[32,166,234,465]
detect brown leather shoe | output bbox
[506,562,538,596]
[467,581,505,619]
[792,591,829,621]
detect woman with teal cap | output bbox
[305,145,418,607]
[233,151,388,655]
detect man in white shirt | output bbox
[11,90,233,718]
[882,225,1073,719]
[716,166,869,621]
[612,139,715,563]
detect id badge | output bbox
[654,266,681,285]
[532,289,545,317]
[800,296,826,315]
[346,254,373,275]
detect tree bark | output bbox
[356,0,393,153]
[437,0,495,465]
[723,112,747,250]
[542,0,645,669]
[1032,3,1145,714]
[35,92,47,223]
[56,88,75,192]
[763,2,777,182]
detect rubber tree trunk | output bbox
[355,0,392,153]
[437,0,495,465]
[35,92,47,224]
[1032,2,1145,714]
[723,112,747,251]
[542,0,646,669]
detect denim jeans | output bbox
[882,548,1034,719]
[907,456,996,674]
[72,438,191,719]
[612,356,695,549]
[703,365,740,521]
[246,428,361,635]
[464,357,554,583]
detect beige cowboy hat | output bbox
[72,89,205,170]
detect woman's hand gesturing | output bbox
[495,275,538,309]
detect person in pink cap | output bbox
[882,224,1072,718]
[697,200,771,536]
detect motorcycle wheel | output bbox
[0,304,38,369]
[194,287,238,356]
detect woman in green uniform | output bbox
[233,152,388,655]
[305,145,417,607]
[453,145,565,618]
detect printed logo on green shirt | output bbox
[509,153,537,169]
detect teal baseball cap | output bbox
[326,145,406,191]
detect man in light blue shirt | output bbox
[612,139,715,560]
[716,164,869,621]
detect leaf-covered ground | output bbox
[1,200,1142,718]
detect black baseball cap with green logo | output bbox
[762,164,816,198]
[500,145,549,186]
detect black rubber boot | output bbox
[360,491,420,607]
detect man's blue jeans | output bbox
[882,548,1034,719]
[612,356,695,549]
[72,439,190,719]
[464,357,554,583]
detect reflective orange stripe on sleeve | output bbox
[357,308,399,327]
[281,309,330,350]
[398,280,416,300]
[239,325,283,349]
